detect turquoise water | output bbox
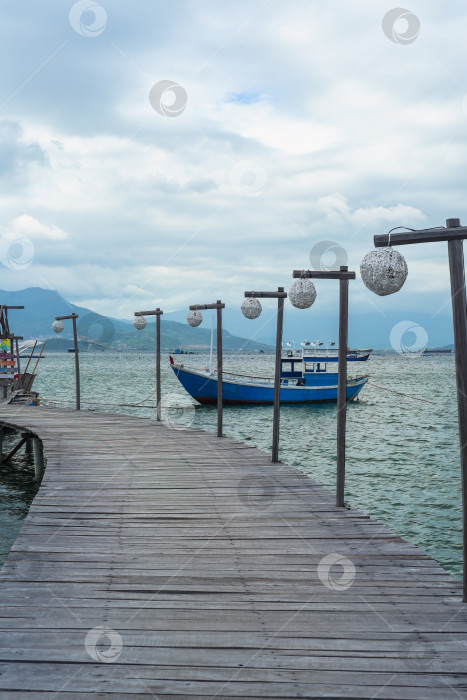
[0,351,462,578]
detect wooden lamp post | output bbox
[53,313,80,410]
[134,308,163,421]
[292,266,356,507]
[362,217,467,602]
[188,301,225,437]
[243,288,287,463]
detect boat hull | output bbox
[171,365,368,405]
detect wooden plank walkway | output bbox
[0,406,466,698]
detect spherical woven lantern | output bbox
[133,315,147,330]
[241,297,262,319]
[52,320,64,334]
[288,278,317,309]
[360,247,408,296]
[187,309,203,327]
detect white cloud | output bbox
[9,214,70,241]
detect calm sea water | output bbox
[0,351,462,578]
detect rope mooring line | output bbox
[367,380,438,405]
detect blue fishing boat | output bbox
[170,349,369,405]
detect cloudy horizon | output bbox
[0,1,466,345]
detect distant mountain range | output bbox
[0,288,273,352]
[0,287,455,351]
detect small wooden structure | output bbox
[0,406,466,698]
[0,305,41,405]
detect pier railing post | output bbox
[156,311,161,421]
[368,215,467,602]
[216,302,223,438]
[292,268,356,506]
[53,313,80,410]
[447,229,467,603]
[336,267,349,507]
[72,315,80,410]
[134,308,164,421]
[243,288,288,463]
[272,290,285,463]
[188,301,225,437]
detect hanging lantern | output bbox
[241,297,262,319]
[187,309,203,327]
[288,278,317,309]
[133,315,147,330]
[360,247,408,296]
[52,320,64,334]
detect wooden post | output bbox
[373,216,467,602]
[72,315,80,411]
[23,433,33,454]
[156,310,161,421]
[15,339,22,390]
[244,289,288,463]
[272,288,285,463]
[31,341,46,376]
[216,301,223,438]
[23,340,37,375]
[134,309,164,421]
[32,437,44,480]
[292,269,355,506]
[336,267,349,507]
[447,221,467,602]
[189,301,224,437]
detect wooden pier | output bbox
[0,406,467,698]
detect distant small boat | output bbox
[170,348,369,405]
[422,348,452,355]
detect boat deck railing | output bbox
[281,348,372,358]
[211,369,369,386]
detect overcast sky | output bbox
[0,0,466,331]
